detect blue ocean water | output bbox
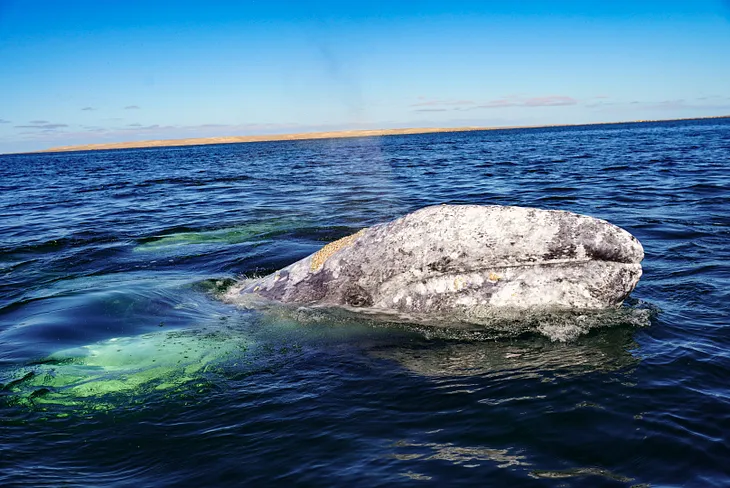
[0,119,728,486]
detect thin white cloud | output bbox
[15,122,69,130]
[587,99,730,111]
[644,100,730,111]
[412,95,578,112]
[122,124,165,130]
[475,95,578,109]
[411,99,476,107]
[585,101,619,107]
[124,105,140,110]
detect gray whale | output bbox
[239,205,643,316]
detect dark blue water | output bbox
[1,119,728,486]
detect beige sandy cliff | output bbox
[33,115,730,154]
[38,127,487,153]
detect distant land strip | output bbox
[34,115,730,154]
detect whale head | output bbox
[239,205,644,317]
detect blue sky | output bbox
[1,0,729,153]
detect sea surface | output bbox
[0,119,728,487]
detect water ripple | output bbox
[0,119,729,486]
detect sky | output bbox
[1,0,729,153]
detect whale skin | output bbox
[239,205,644,315]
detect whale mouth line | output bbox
[412,258,638,276]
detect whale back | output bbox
[241,205,644,313]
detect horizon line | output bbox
[12,114,730,155]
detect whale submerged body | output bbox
[240,205,644,317]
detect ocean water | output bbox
[0,119,728,486]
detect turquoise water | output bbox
[1,119,729,486]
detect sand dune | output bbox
[35,116,729,154]
[38,127,488,153]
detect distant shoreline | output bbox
[25,114,730,154]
